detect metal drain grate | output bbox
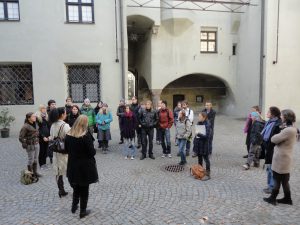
[164,164,185,173]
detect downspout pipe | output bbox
[119,0,126,99]
[259,0,265,109]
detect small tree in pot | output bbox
[0,108,15,138]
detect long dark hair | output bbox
[24,112,34,124]
[49,107,66,124]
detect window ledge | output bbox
[200,51,218,54]
[65,21,95,25]
[0,19,20,22]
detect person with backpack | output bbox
[19,112,41,178]
[49,107,71,198]
[261,106,282,194]
[158,100,174,158]
[176,110,192,165]
[36,105,51,168]
[242,112,265,170]
[96,103,113,153]
[182,100,194,156]
[201,101,216,157]
[193,112,212,180]
[121,105,137,160]
[80,98,96,135]
[139,100,158,160]
[65,115,99,219]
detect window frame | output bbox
[65,0,95,24]
[0,0,20,22]
[200,31,217,54]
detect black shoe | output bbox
[137,145,141,149]
[119,141,124,144]
[140,155,146,160]
[59,190,68,198]
[277,198,293,205]
[243,155,248,158]
[80,209,91,219]
[263,197,277,205]
[129,145,133,148]
[178,161,186,165]
[149,155,155,160]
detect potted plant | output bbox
[0,108,15,138]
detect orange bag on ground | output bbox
[190,164,206,180]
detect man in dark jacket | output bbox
[138,100,158,160]
[65,97,73,122]
[117,99,126,144]
[202,101,216,156]
[158,101,174,158]
[130,96,141,148]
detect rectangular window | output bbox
[0,64,34,105]
[0,0,19,21]
[200,31,217,53]
[67,64,100,103]
[66,0,94,24]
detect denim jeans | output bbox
[123,139,136,157]
[160,128,171,154]
[178,138,187,163]
[266,164,274,189]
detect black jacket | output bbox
[139,108,158,129]
[193,120,211,155]
[263,119,282,164]
[66,132,99,186]
[67,113,79,127]
[37,117,50,139]
[117,105,126,119]
[202,109,216,130]
[249,120,265,145]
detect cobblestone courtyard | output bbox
[0,115,299,225]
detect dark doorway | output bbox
[173,94,185,109]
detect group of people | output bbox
[242,106,298,206]
[18,95,298,220]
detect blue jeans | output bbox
[178,139,187,163]
[266,164,274,189]
[160,128,171,154]
[123,139,136,157]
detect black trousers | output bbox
[72,184,90,210]
[156,128,161,142]
[136,127,142,145]
[141,128,154,156]
[272,171,291,194]
[39,140,48,166]
[198,154,210,171]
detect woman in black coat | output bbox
[66,105,80,127]
[65,115,99,219]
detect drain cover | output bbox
[164,164,185,172]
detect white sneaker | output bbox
[125,156,128,160]
[243,164,249,170]
[131,156,134,160]
[168,154,172,158]
[161,154,166,158]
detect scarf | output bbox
[125,111,133,119]
[261,117,278,141]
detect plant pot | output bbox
[1,128,10,138]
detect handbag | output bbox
[49,123,67,154]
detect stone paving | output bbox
[0,115,300,225]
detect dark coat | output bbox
[65,105,72,117]
[173,107,181,122]
[66,132,99,186]
[138,108,158,129]
[130,103,140,127]
[67,113,79,127]
[37,116,50,139]
[202,109,216,130]
[250,120,265,145]
[193,120,211,155]
[19,123,39,148]
[263,119,282,164]
[245,118,253,147]
[121,111,136,139]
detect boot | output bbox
[57,176,68,198]
[202,170,211,181]
[79,197,91,219]
[277,191,293,205]
[140,155,146,160]
[263,190,279,205]
[71,193,80,213]
[32,163,42,178]
[178,152,187,165]
[27,165,33,173]
[149,154,155,160]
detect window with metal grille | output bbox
[67,64,100,103]
[200,31,217,53]
[0,64,34,105]
[0,0,20,21]
[66,0,94,23]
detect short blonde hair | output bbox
[39,104,47,111]
[68,115,89,138]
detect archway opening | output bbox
[128,71,136,99]
[161,74,232,112]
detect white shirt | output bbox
[184,108,194,123]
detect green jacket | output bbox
[80,105,95,126]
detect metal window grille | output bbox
[67,64,101,103]
[0,64,34,105]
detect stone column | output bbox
[151,89,162,109]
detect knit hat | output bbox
[251,112,261,120]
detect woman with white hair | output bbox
[80,98,96,134]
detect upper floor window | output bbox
[200,31,217,53]
[0,64,34,105]
[66,0,94,24]
[0,0,20,21]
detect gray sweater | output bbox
[176,119,192,139]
